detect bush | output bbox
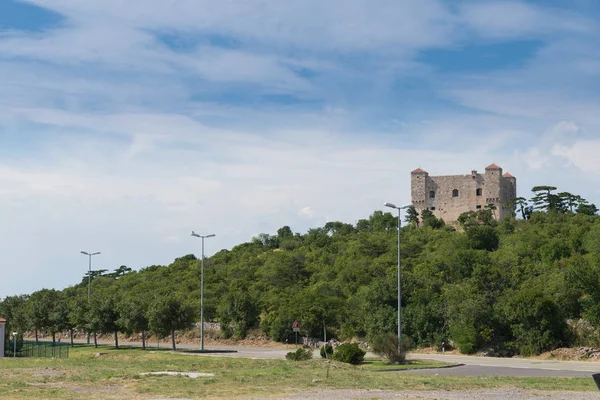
[372,333,407,364]
[320,343,333,358]
[286,347,313,361]
[331,343,365,364]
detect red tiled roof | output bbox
[0,318,6,323]
[411,168,427,174]
[486,163,502,170]
[503,172,514,178]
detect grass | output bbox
[0,344,597,399]
[359,358,454,371]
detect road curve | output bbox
[69,339,600,378]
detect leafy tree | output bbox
[217,282,259,338]
[466,226,499,251]
[484,203,497,220]
[148,296,195,350]
[531,186,562,212]
[89,293,121,348]
[277,226,294,240]
[0,295,28,350]
[420,209,445,229]
[404,205,420,227]
[498,284,568,356]
[105,265,133,278]
[27,289,55,343]
[578,203,598,216]
[117,295,150,349]
[514,197,532,220]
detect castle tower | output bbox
[484,163,502,208]
[410,168,429,216]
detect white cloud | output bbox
[553,141,600,174]
[1,0,600,297]
[299,206,316,219]
[459,1,594,39]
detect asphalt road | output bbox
[72,338,600,378]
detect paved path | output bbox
[71,338,600,378]
[407,353,600,377]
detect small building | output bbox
[411,164,517,224]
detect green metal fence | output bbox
[4,340,69,359]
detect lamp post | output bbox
[384,202,411,355]
[191,231,215,352]
[81,251,100,344]
[12,332,17,358]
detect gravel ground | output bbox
[252,388,600,399]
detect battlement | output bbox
[411,164,517,223]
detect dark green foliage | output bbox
[499,284,569,356]
[331,343,365,364]
[371,333,406,363]
[147,296,195,350]
[217,282,259,338]
[320,343,333,358]
[286,347,313,361]
[3,194,600,358]
[466,225,499,251]
[420,209,445,229]
[404,205,420,227]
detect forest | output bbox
[2,185,600,356]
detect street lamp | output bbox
[384,202,411,356]
[81,251,100,344]
[191,231,215,352]
[12,332,17,358]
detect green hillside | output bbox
[3,188,600,356]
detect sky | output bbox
[1,0,599,297]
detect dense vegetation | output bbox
[2,186,600,356]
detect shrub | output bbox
[320,343,333,358]
[372,333,408,364]
[286,347,313,361]
[331,343,365,364]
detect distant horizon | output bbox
[2,0,600,297]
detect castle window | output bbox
[429,191,435,199]
[476,205,482,209]
[430,207,436,210]
[452,189,459,198]
[476,188,482,196]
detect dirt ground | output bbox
[252,388,600,400]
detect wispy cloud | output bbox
[1,0,599,296]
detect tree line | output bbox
[2,186,600,356]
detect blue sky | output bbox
[1,0,599,297]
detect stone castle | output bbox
[411,164,517,223]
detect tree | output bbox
[105,265,133,279]
[404,205,420,227]
[67,292,91,346]
[531,186,562,212]
[27,289,55,343]
[48,291,70,344]
[217,282,259,338]
[484,203,497,220]
[277,226,294,240]
[117,295,150,349]
[0,295,28,350]
[89,293,121,348]
[420,209,445,229]
[577,203,598,216]
[466,226,499,251]
[514,197,532,220]
[148,296,195,350]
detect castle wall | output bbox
[411,166,517,224]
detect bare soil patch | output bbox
[254,388,600,400]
